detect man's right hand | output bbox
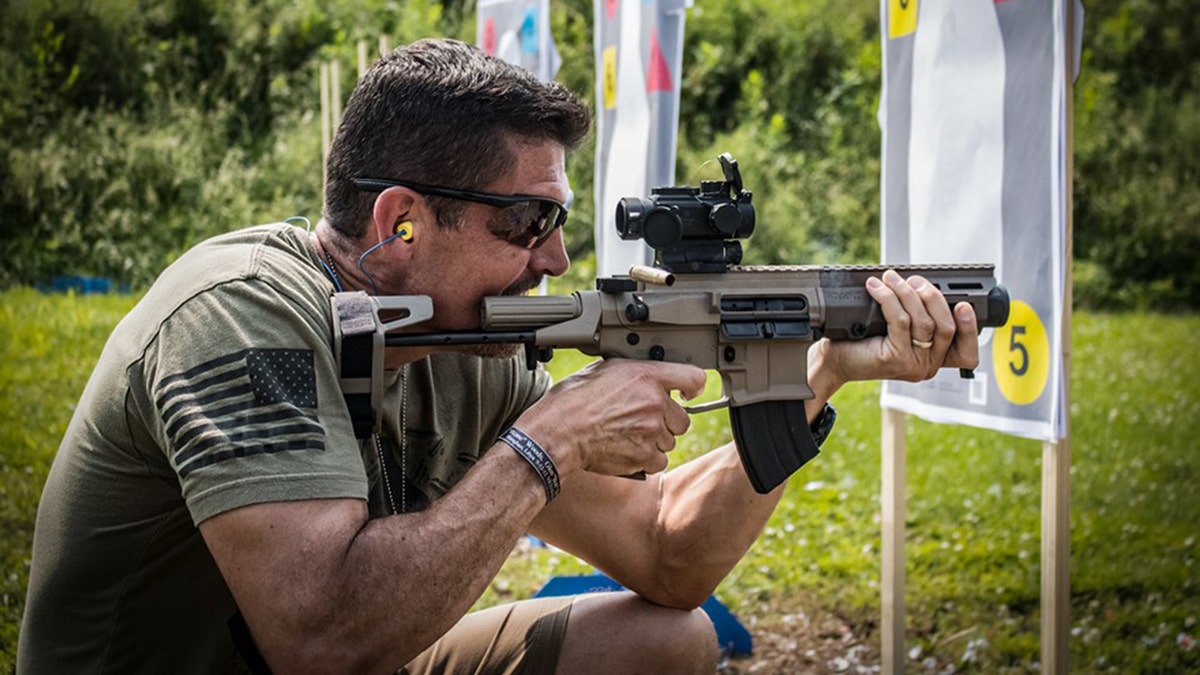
[515,359,707,479]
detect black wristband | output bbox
[810,403,837,448]
[498,427,561,503]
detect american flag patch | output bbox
[154,348,324,477]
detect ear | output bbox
[369,187,428,261]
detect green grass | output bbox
[1,288,1197,672]
[0,288,141,670]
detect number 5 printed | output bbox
[993,301,1050,405]
[1008,325,1029,376]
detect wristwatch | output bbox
[810,402,838,448]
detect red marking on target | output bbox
[605,0,618,19]
[482,19,497,55]
[646,31,673,92]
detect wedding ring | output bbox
[911,338,935,349]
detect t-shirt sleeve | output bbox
[137,278,367,524]
[497,359,552,431]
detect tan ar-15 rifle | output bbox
[333,154,1009,494]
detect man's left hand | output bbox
[813,269,981,392]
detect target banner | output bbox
[593,0,691,277]
[879,0,1081,441]
[478,0,561,83]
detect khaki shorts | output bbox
[401,595,576,675]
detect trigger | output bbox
[683,397,730,415]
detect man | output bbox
[19,39,979,673]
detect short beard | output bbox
[501,273,544,297]
[459,342,523,359]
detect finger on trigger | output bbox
[656,362,707,401]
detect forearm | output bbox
[647,355,842,607]
[206,445,546,673]
[643,444,783,607]
[342,452,543,662]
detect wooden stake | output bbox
[882,408,907,675]
[330,59,342,137]
[1040,438,1071,674]
[319,62,331,189]
[1041,1,1075,672]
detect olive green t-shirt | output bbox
[17,224,548,674]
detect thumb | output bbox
[949,302,981,369]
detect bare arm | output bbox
[200,443,545,673]
[199,357,705,673]
[529,373,835,610]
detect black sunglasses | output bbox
[352,177,569,250]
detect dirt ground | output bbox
[717,601,901,674]
[718,600,979,675]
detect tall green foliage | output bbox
[0,0,1195,308]
[678,0,883,265]
[1073,0,1200,309]
[0,0,458,286]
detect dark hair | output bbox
[324,38,591,238]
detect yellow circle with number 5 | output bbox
[992,300,1050,405]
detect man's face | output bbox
[403,137,572,355]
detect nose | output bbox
[530,226,570,278]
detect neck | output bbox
[313,220,436,367]
[314,220,375,294]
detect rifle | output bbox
[333,154,1010,494]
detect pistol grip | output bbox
[728,401,820,494]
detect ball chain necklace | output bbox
[319,238,408,515]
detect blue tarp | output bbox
[533,572,753,656]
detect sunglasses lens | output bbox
[488,200,565,249]
[529,203,566,247]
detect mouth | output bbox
[500,273,543,297]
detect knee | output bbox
[559,594,719,674]
[667,606,720,673]
[629,603,719,673]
